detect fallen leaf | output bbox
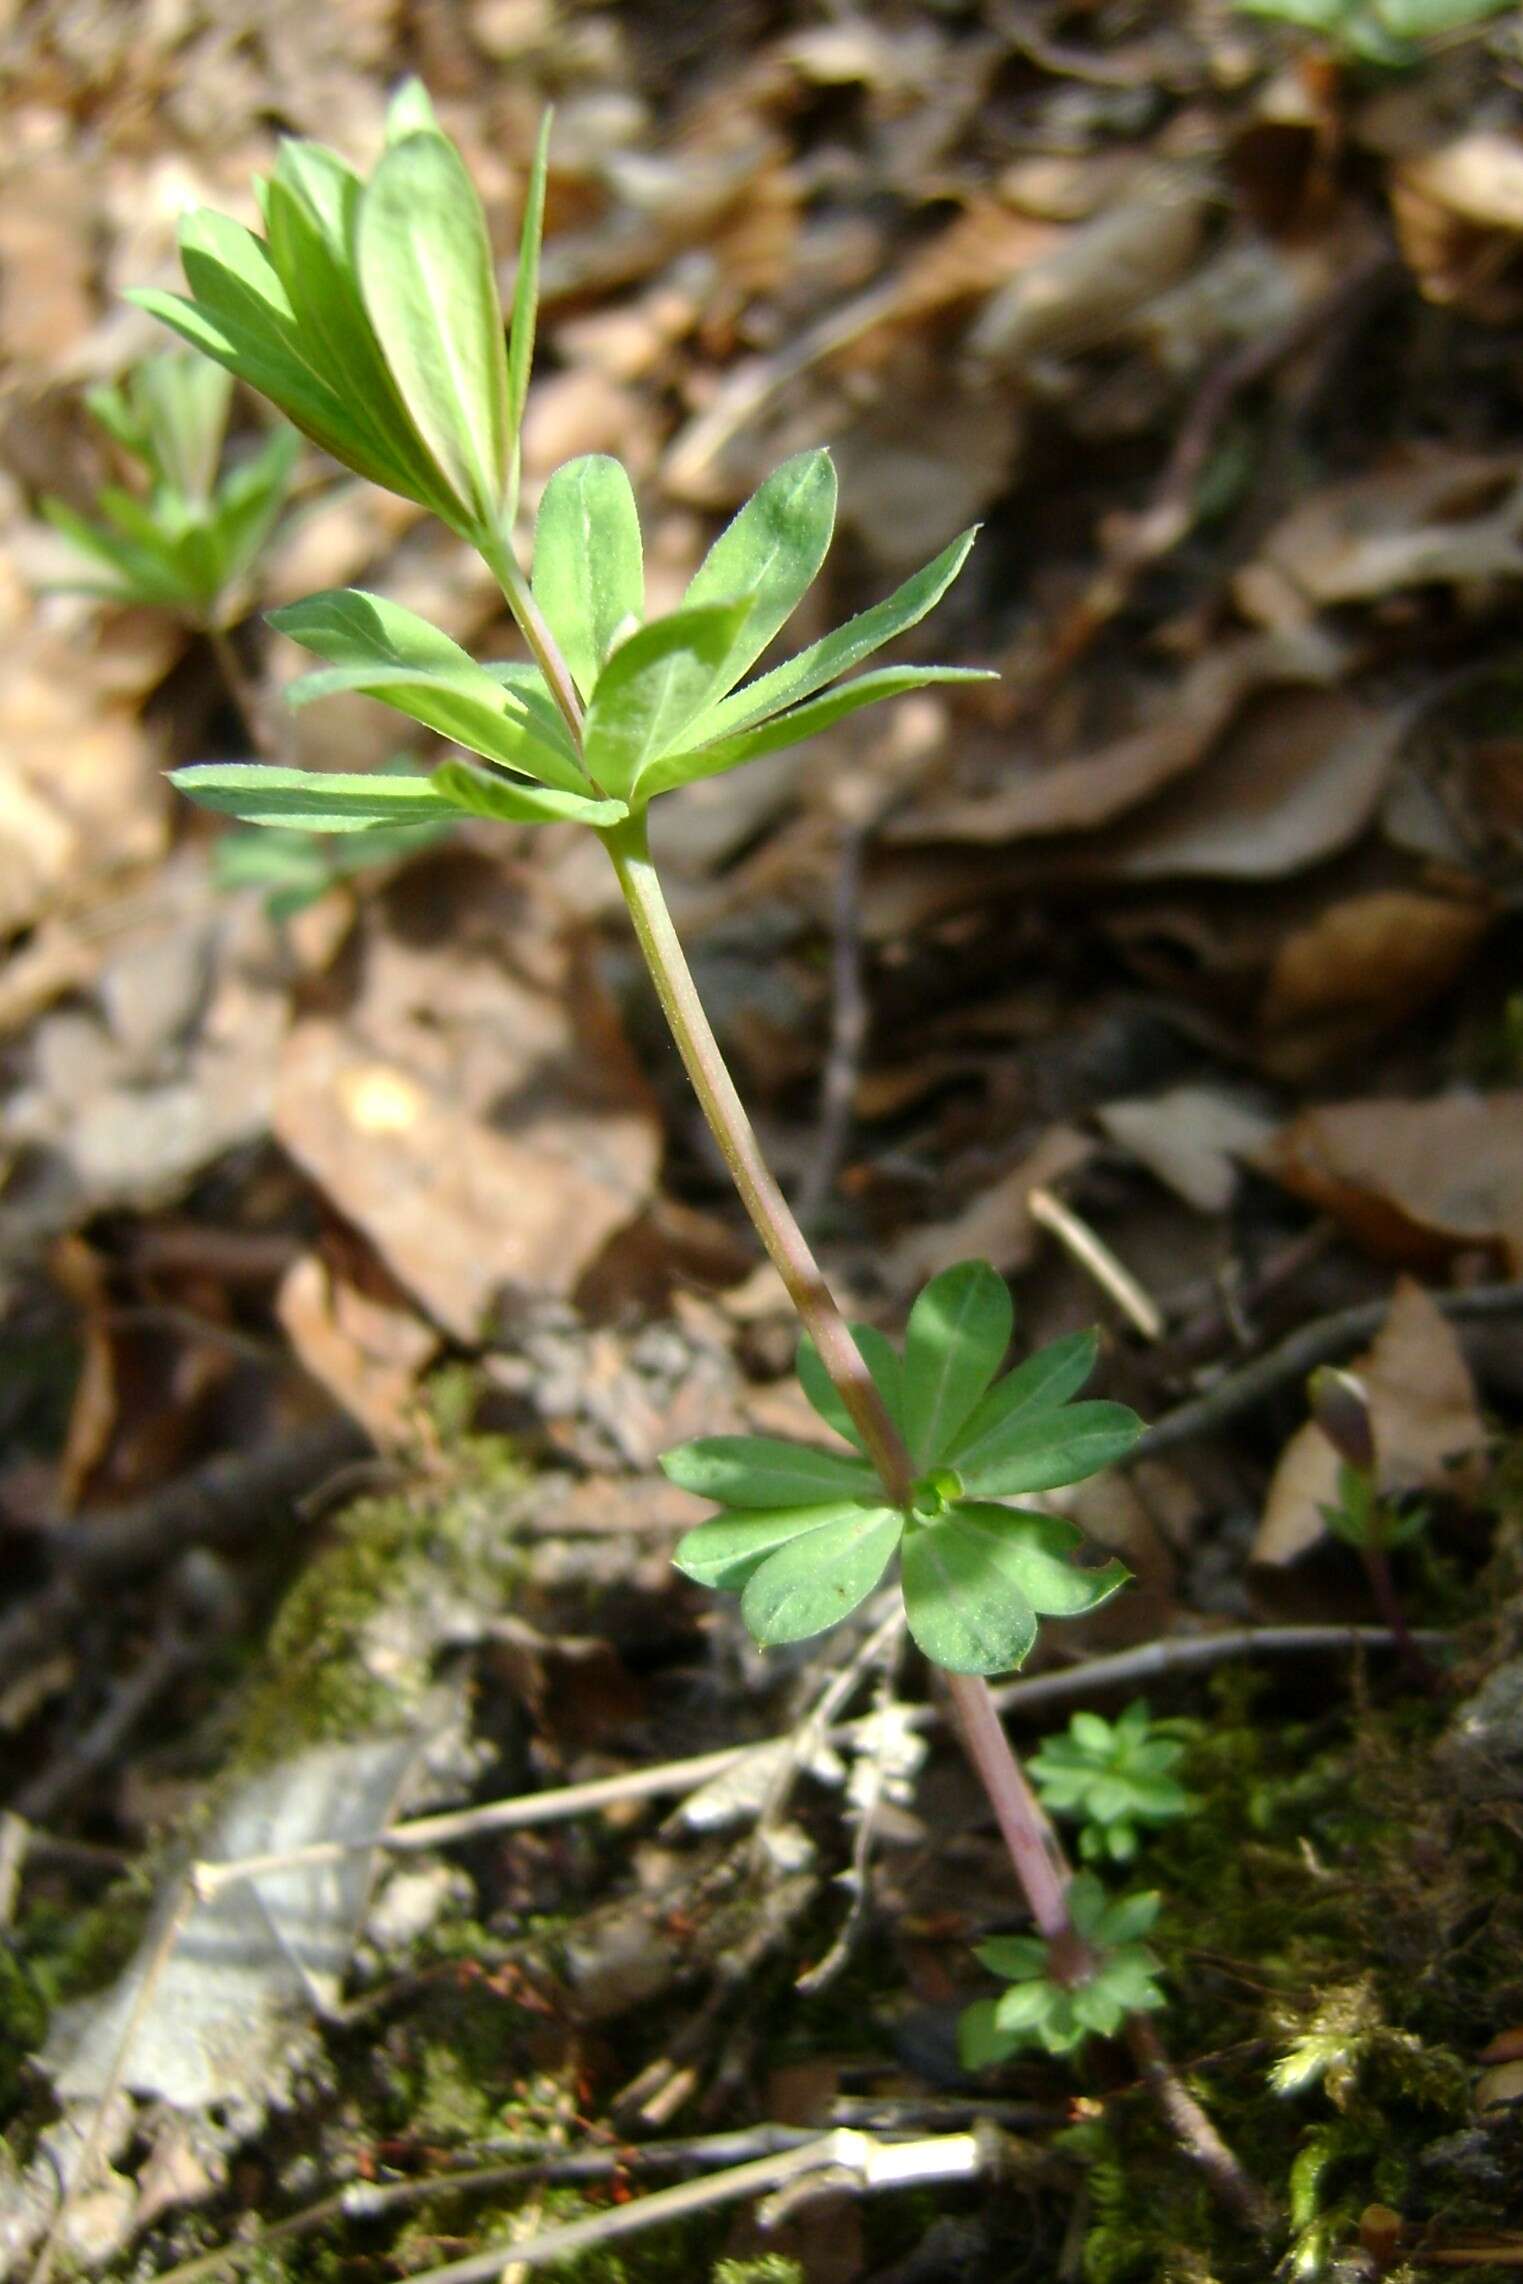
[1258,888,1491,1078]
[1097,1085,1277,1214]
[273,853,661,1342]
[276,1239,441,1450]
[1260,1092,1523,1273]
[886,1122,1092,1289]
[1254,1279,1486,1566]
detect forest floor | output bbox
[4,4,1523,2280]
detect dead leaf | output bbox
[276,1240,440,1451]
[1096,1085,1277,1214]
[887,1122,1093,1289]
[1260,1092,1523,1273]
[1258,888,1491,1078]
[272,853,660,1342]
[1254,1280,1485,1565]
[1392,134,1523,322]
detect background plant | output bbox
[1028,1700,1196,1865]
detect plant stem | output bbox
[1361,1543,1437,1691]
[602,808,914,1510]
[942,1668,1075,1946]
[477,528,586,749]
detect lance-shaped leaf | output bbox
[172,763,464,833]
[944,1332,1099,1471]
[583,603,748,799]
[902,1506,1125,1675]
[40,499,193,611]
[635,665,992,801]
[796,1324,905,1455]
[902,1261,1013,1469]
[680,449,836,703]
[431,759,627,830]
[357,129,511,532]
[740,1507,904,1646]
[950,1400,1142,1498]
[504,112,551,519]
[690,526,980,744]
[533,455,644,703]
[270,589,585,792]
[661,1435,879,1508]
[673,1501,890,1595]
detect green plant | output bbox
[1234,0,1512,66]
[42,351,297,626]
[1028,1701,1195,1865]
[130,82,1261,2220]
[1308,1368,1435,1687]
[960,1875,1165,2064]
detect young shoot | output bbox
[41,351,297,627]
[1028,1700,1196,1865]
[960,1875,1166,2065]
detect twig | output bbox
[182,1624,1433,1894]
[1027,1185,1164,1341]
[1124,2015,1275,2234]
[1131,1284,1523,1464]
[753,1604,905,1863]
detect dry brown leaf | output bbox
[887,626,1341,846]
[1392,133,1523,321]
[272,854,660,1342]
[1254,1279,1485,1565]
[1258,888,1491,1078]
[1236,449,1523,628]
[276,1243,441,1451]
[1260,1091,1523,1273]
[886,1123,1092,1291]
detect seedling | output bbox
[1308,1368,1435,1687]
[122,86,1266,2212]
[960,1875,1166,2064]
[42,351,297,627]
[1028,1700,1196,1864]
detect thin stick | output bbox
[1132,1284,1523,1463]
[1027,1185,1164,1341]
[1124,2014,1273,2232]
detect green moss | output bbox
[233,1427,525,1769]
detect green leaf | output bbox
[974,1934,1047,1981]
[900,1513,1038,1676]
[636,666,992,801]
[357,130,511,531]
[584,603,748,800]
[270,588,585,791]
[796,1324,905,1455]
[681,450,836,704]
[661,1435,880,1508]
[944,1332,1098,1473]
[673,1503,865,1594]
[430,758,626,829]
[532,456,644,703]
[386,77,440,140]
[171,763,463,833]
[957,1998,1013,2071]
[954,1505,1129,1619]
[740,1507,903,1646]
[902,1262,1013,1469]
[1096,1891,1161,1946]
[505,112,551,516]
[40,499,189,610]
[696,527,980,742]
[952,1401,1143,1498]
[994,1980,1061,2035]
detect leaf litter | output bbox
[3,5,1523,2281]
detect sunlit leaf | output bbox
[681,449,836,703]
[902,1261,1013,1469]
[584,603,747,800]
[672,1501,881,1595]
[796,1324,905,1454]
[951,1401,1142,1498]
[740,1507,903,1645]
[171,762,463,833]
[533,455,644,702]
[661,1435,879,1508]
[430,758,626,829]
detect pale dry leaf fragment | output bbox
[1258,888,1491,1079]
[1236,450,1523,628]
[276,1246,441,1451]
[1391,134,1523,321]
[1096,1086,1277,1215]
[1259,1091,1523,1274]
[1254,1279,1485,1566]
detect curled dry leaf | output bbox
[1236,449,1523,630]
[1257,888,1491,1080]
[1254,1279,1485,1567]
[1259,1091,1523,1275]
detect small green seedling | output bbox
[1028,1700,1195,1865]
[665,1261,1138,1673]
[960,1875,1166,2064]
[42,351,297,625]
[1308,1367,1435,1687]
[1233,0,1512,67]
